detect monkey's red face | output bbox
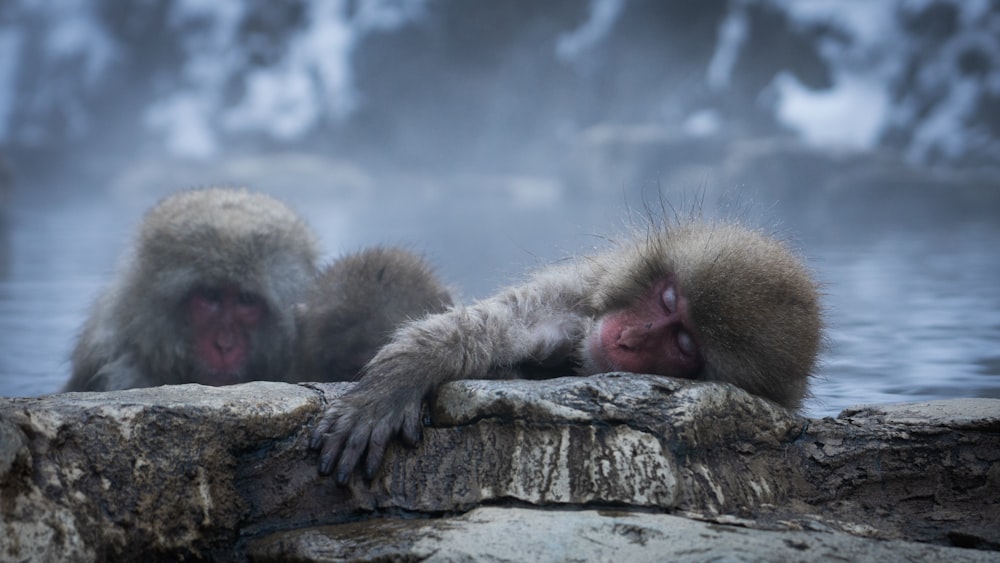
[187,285,266,385]
[588,277,702,379]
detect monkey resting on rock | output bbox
[312,218,823,484]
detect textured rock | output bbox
[418,374,803,513]
[0,382,320,561]
[796,399,1000,550]
[840,399,1000,430]
[246,506,1000,563]
[1,375,998,561]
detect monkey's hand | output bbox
[310,361,427,484]
[309,300,587,483]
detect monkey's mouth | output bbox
[194,340,249,385]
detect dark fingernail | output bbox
[319,458,332,476]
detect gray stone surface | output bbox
[247,506,1000,563]
[841,399,1000,430]
[0,382,320,561]
[1,375,998,561]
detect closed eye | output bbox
[662,286,677,313]
[677,329,696,358]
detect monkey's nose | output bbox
[617,326,650,350]
[216,329,236,351]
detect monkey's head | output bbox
[121,188,320,385]
[587,221,822,409]
[295,247,454,382]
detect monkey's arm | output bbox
[311,270,592,483]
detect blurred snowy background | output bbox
[1,0,998,416]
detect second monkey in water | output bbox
[293,246,453,382]
[312,219,824,484]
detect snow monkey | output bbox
[311,219,823,484]
[292,246,453,382]
[65,188,320,391]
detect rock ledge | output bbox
[1,375,997,561]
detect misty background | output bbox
[1,0,998,417]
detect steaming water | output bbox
[809,227,1000,414]
[1,184,998,418]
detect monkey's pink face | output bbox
[588,277,702,379]
[187,285,266,385]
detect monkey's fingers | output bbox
[398,401,423,447]
[317,421,349,476]
[310,412,338,450]
[335,420,373,485]
[363,414,396,480]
